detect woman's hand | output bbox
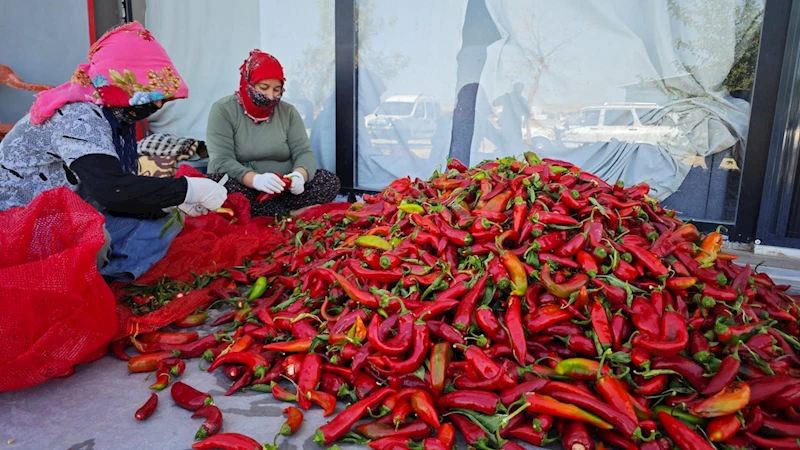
[253,173,287,194]
[286,171,306,195]
[180,177,228,216]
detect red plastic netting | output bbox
[0,188,117,392]
[111,168,288,340]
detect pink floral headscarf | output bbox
[30,21,188,125]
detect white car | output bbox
[365,95,441,142]
[532,103,681,150]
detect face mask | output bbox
[110,102,162,123]
[247,85,281,109]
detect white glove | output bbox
[179,177,228,217]
[253,172,286,194]
[287,171,305,195]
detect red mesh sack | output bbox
[111,193,286,340]
[0,188,117,392]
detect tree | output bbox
[668,0,764,96]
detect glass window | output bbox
[474,0,765,223]
[603,109,635,126]
[569,110,600,127]
[414,102,426,118]
[356,0,469,190]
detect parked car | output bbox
[365,95,441,142]
[531,102,681,151]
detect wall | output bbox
[0,0,90,124]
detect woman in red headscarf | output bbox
[206,50,340,217]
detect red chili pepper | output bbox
[744,432,800,449]
[540,265,589,298]
[128,351,176,373]
[314,387,395,445]
[149,370,171,391]
[436,218,473,246]
[296,353,322,410]
[576,250,599,277]
[436,390,499,415]
[270,383,296,402]
[701,356,740,396]
[368,314,413,355]
[700,284,738,302]
[591,300,613,348]
[623,243,668,277]
[479,190,513,213]
[192,405,223,440]
[562,420,594,450]
[134,393,158,421]
[533,211,579,226]
[207,352,269,379]
[524,304,573,334]
[635,374,668,396]
[547,389,639,438]
[316,268,380,309]
[595,430,638,450]
[379,322,428,374]
[640,311,689,357]
[192,433,262,450]
[532,231,569,253]
[171,382,214,411]
[657,411,715,450]
[163,334,221,359]
[596,375,638,423]
[263,337,313,353]
[414,299,459,321]
[524,393,612,429]
[651,355,708,391]
[630,296,660,338]
[692,382,751,417]
[706,414,740,442]
[110,339,131,361]
[613,259,638,282]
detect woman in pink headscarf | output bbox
[0,22,227,282]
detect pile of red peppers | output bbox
[115,152,800,450]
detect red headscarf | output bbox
[236,50,285,123]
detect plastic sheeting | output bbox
[478,0,761,201]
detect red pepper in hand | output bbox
[134,393,158,421]
[192,405,223,440]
